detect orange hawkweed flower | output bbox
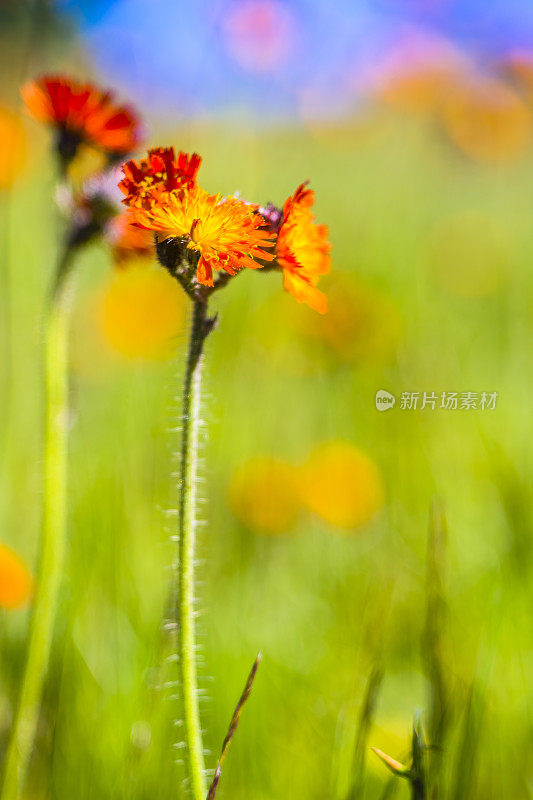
[276,182,331,314]
[0,544,32,610]
[21,75,141,167]
[129,186,275,286]
[119,147,202,208]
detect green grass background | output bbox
[1,29,533,800]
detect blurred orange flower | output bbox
[21,75,142,167]
[106,212,154,266]
[119,147,202,208]
[300,441,384,530]
[379,65,457,114]
[0,107,27,189]
[441,77,531,162]
[98,265,186,359]
[129,185,275,286]
[276,182,331,314]
[229,457,301,534]
[502,51,533,104]
[0,544,32,610]
[294,275,403,365]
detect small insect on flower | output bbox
[0,544,33,610]
[129,184,275,287]
[119,147,202,208]
[21,75,142,171]
[274,182,331,314]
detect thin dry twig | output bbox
[206,653,262,800]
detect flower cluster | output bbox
[120,148,331,309]
[22,74,332,310]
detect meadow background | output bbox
[1,1,533,798]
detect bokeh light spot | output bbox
[98,264,186,360]
[295,275,403,366]
[0,544,32,610]
[221,0,296,73]
[300,441,384,531]
[441,78,531,162]
[229,457,301,534]
[0,107,27,189]
[428,212,510,297]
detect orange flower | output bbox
[21,75,141,164]
[276,182,331,314]
[129,185,275,286]
[106,211,154,266]
[119,147,202,208]
[0,544,33,610]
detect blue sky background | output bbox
[56,0,533,117]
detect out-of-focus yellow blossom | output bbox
[379,64,460,115]
[0,107,27,189]
[0,544,32,610]
[441,77,531,162]
[98,264,186,359]
[300,441,384,530]
[428,212,509,297]
[295,276,403,366]
[229,457,301,534]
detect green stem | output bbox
[176,299,213,800]
[1,259,74,800]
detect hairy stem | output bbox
[1,256,74,800]
[176,299,213,800]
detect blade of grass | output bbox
[422,500,450,799]
[206,653,262,800]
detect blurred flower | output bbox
[440,77,531,162]
[501,50,533,104]
[56,165,154,266]
[98,264,186,359]
[129,185,275,286]
[0,544,32,610]
[119,147,202,208]
[379,63,459,114]
[0,106,27,189]
[373,29,465,115]
[220,0,296,74]
[294,275,403,365]
[300,441,384,530]
[21,75,142,172]
[428,211,509,297]
[271,182,331,314]
[106,212,154,266]
[229,457,301,533]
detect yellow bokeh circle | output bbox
[0,544,32,610]
[98,264,186,360]
[229,457,301,534]
[0,107,27,189]
[300,441,384,530]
